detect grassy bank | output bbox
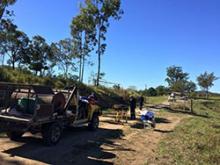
[157,100,220,165]
[0,66,135,108]
[0,66,78,88]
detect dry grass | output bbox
[156,99,220,165]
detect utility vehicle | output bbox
[0,83,101,145]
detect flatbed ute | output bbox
[0,82,101,145]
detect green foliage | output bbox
[166,66,189,93]
[0,0,16,19]
[156,85,169,96]
[0,66,74,88]
[0,18,60,77]
[0,19,29,69]
[166,66,197,95]
[0,1,124,86]
[0,66,130,108]
[141,87,164,97]
[51,38,77,79]
[185,81,197,93]
[197,72,218,99]
[71,2,97,83]
[146,87,157,96]
[27,35,52,75]
[77,0,123,86]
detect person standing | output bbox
[129,96,136,120]
[139,96,144,110]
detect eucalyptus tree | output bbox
[0,0,16,19]
[71,3,96,83]
[166,66,189,93]
[51,38,77,80]
[71,21,83,82]
[0,18,6,65]
[197,72,218,99]
[185,81,197,93]
[28,35,52,76]
[71,0,123,85]
[156,86,169,96]
[85,0,123,86]
[0,19,29,69]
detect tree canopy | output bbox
[51,38,76,79]
[0,0,16,19]
[0,19,29,69]
[197,72,218,99]
[71,0,123,85]
[166,66,189,93]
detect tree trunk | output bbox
[81,54,85,83]
[81,33,89,83]
[0,7,5,19]
[96,27,101,86]
[78,54,82,82]
[97,52,101,86]
[1,54,5,66]
[78,33,83,82]
[206,89,209,100]
[11,53,16,70]
[64,64,68,80]
[12,60,15,70]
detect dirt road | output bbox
[0,110,185,165]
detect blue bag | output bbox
[141,111,154,121]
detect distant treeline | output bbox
[0,0,123,86]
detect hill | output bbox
[0,66,139,108]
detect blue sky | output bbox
[8,0,220,92]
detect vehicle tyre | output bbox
[88,114,99,131]
[42,122,62,146]
[7,131,23,141]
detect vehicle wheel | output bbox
[88,114,99,131]
[42,123,62,146]
[7,131,23,141]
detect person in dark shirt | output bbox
[129,96,136,120]
[88,92,98,105]
[139,96,144,110]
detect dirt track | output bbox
[0,110,184,165]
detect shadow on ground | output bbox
[153,129,174,134]
[130,117,171,130]
[2,127,126,165]
[155,117,171,124]
[148,104,209,118]
[101,120,128,126]
[164,107,209,118]
[212,124,220,129]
